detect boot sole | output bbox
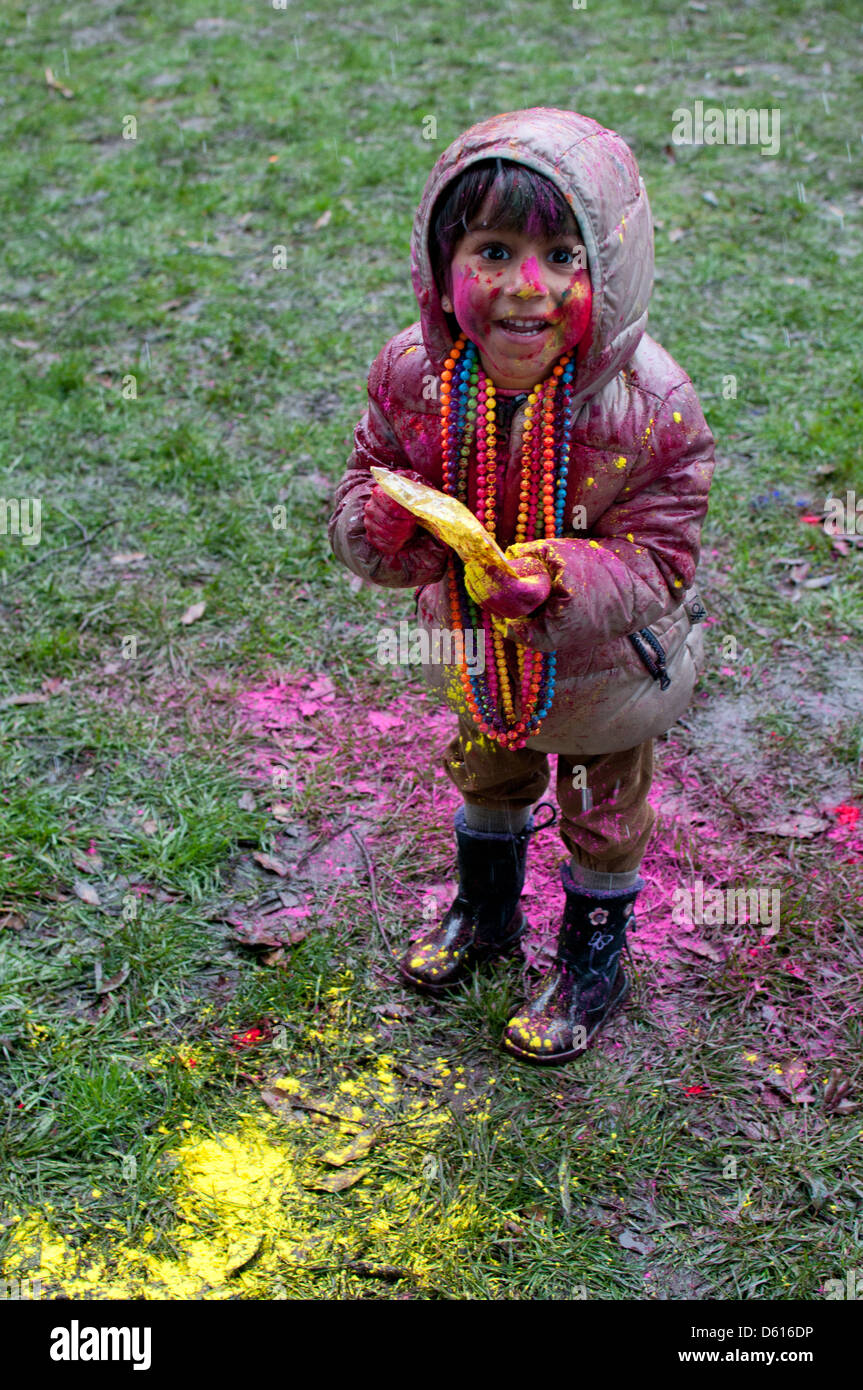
[398,913,525,997]
[502,971,630,1065]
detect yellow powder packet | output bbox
[370,467,517,577]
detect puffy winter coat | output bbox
[328,108,715,754]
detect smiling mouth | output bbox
[495,318,551,337]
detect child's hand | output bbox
[364,485,418,555]
[463,552,552,619]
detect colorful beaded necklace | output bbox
[440,332,576,750]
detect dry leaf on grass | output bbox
[373,1002,413,1021]
[672,933,724,963]
[238,791,256,812]
[303,1166,367,1193]
[45,67,74,98]
[73,880,101,907]
[260,947,290,968]
[252,852,291,878]
[320,1132,376,1167]
[823,1067,858,1114]
[1,692,50,707]
[766,1059,817,1105]
[180,600,206,625]
[751,813,830,838]
[618,1229,656,1255]
[261,1083,366,1132]
[96,963,130,995]
[109,552,147,565]
[228,914,307,950]
[225,1234,265,1280]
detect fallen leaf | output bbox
[823,1067,857,1114]
[262,1084,366,1131]
[1,692,50,707]
[109,552,147,565]
[253,851,291,878]
[225,1234,265,1279]
[783,1060,808,1092]
[73,880,101,906]
[313,208,332,229]
[141,819,158,836]
[672,933,724,962]
[230,918,288,949]
[238,791,257,812]
[751,813,830,838]
[261,947,290,967]
[373,1002,413,1021]
[392,1061,443,1089]
[800,574,836,590]
[320,1131,376,1167]
[668,227,686,242]
[260,1087,305,1123]
[96,963,130,994]
[10,338,40,350]
[70,847,103,873]
[798,1171,830,1211]
[303,1166,367,1192]
[45,66,74,98]
[0,912,26,931]
[270,803,293,822]
[618,1229,656,1255]
[180,600,206,625]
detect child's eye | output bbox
[477,243,510,261]
[548,247,579,266]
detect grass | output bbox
[0,0,861,1301]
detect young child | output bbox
[328,108,715,1064]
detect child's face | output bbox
[442,198,592,391]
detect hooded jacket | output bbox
[328,108,715,754]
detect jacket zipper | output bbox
[628,627,671,689]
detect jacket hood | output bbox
[409,107,654,408]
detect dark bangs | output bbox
[429,158,579,298]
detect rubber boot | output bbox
[398,803,556,995]
[503,862,643,1063]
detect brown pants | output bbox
[441,714,656,874]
